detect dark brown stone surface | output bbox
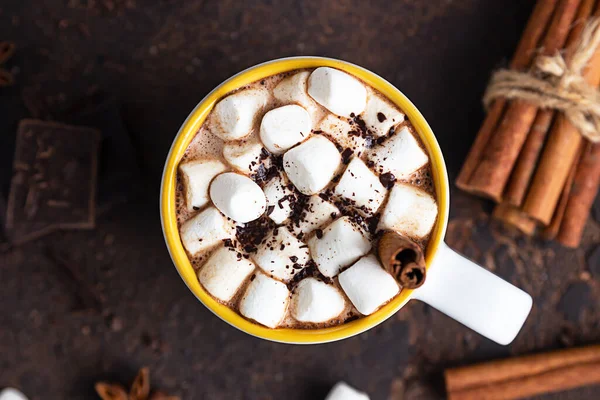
[0,1,599,399]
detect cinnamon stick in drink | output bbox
[445,345,600,400]
[378,231,426,289]
[466,0,583,202]
[455,0,559,191]
[503,0,597,207]
[556,142,600,247]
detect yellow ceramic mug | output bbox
[161,57,532,345]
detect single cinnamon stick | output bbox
[557,142,600,247]
[445,345,600,400]
[524,0,600,224]
[504,0,597,207]
[456,0,559,191]
[492,203,537,235]
[378,231,426,289]
[540,145,583,239]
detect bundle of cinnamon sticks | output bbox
[457,0,600,248]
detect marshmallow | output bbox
[308,216,371,278]
[317,114,365,153]
[179,159,227,211]
[209,172,266,223]
[368,126,429,178]
[260,105,312,154]
[291,278,346,323]
[283,136,341,195]
[361,93,405,137]
[293,195,339,234]
[308,67,367,117]
[253,226,310,282]
[222,136,266,174]
[239,272,290,328]
[378,183,438,238]
[263,174,295,224]
[338,255,399,315]
[179,206,232,256]
[273,71,319,112]
[210,88,269,140]
[335,157,386,214]
[197,245,255,302]
[0,389,29,400]
[325,382,370,400]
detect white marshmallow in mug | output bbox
[197,245,255,302]
[179,159,227,211]
[253,226,310,282]
[222,136,266,174]
[273,71,319,113]
[263,173,295,224]
[335,157,386,214]
[325,382,370,400]
[293,195,339,234]
[179,206,232,256]
[308,216,371,278]
[291,278,346,323]
[361,93,405,137]
[308,67,367,117]
[209,172,266,223]
[283,135,341,195]
[378,183,438,239]
[368,126,428,178]
[239,272,290,328]
[260,104,312,154]
[209,87,269,140]
[338,255,399,315]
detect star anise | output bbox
[0,41,16,87]
[95,367,180,400]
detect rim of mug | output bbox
[160,56,449,344]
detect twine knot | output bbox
[483,18,600,143]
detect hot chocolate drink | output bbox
[175,67,438,329]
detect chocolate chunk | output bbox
[289,255,298,263]
[5,120,100,245]
[266,205,275,216]
[341,148,353,164]
[379,172,396,189]
[315,229,323,239]
[377,112,387,122]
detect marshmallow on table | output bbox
[283,136,341,195]
[361,93,405,137]
[378,183,438,238]
[209,87,269,140]
[291,278,346,323]
[209,172,266,223]
[180,206,232,256]
[222,136,266,174]
[263,173,295,224]
[308,67,367,117]
[0,389,29,400]
[308,216,371,278]
[253,226,310,282]
[239,272,290,328]
[325,382,370,400]
[179,159,227,211]
[260,104,312,154]
[197,245,256,302]
[335,157,386,214]
[273,71,319,112]
[338,254,399,315]
[368,126,428,178]
[293,195,339,234]
[317,114,365,154]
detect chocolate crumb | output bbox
[377,112,387,122]
[315,229,323,239]
[250,274,256,281]
[379,172,396,189]
[266,205,275,216]
[341,148,353,164]
[192,206,199,211]
[289,256,298,263]
[280,244,285,251]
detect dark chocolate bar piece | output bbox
[5,119,101,244]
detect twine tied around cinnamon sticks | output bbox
[483,17,600,143]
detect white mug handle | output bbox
[412,242,533,345]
